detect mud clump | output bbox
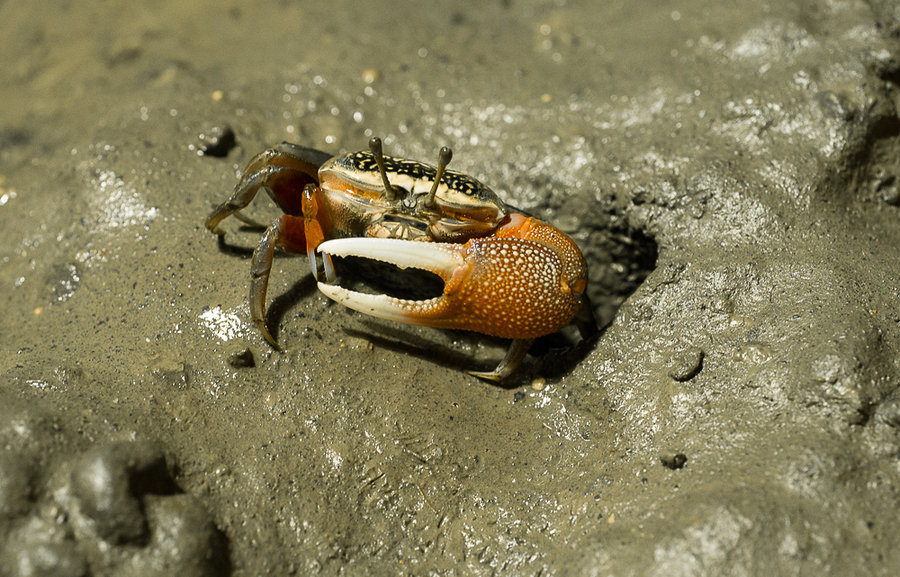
[0,402,230,577]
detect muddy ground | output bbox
[1,1,900,575]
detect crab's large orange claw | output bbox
[316,215,587,342]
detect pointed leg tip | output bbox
[205,221,224,235]
[254,321,283,351]
[267,339,285,353]
[466,339,533,382]
[466,368,506,382]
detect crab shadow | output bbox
[343,320,604,388]
[329,256,607,385]
[212,228,258,258]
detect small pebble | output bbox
[362,68,378,84]
[197,125,236,158]
[660,453,688,470]
[880,183,900,206]
[227,348,256,368]
[668,347,704,382]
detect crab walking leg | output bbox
[467,338,535,382]
[249,213,308,349]
[249,219,282,349]
[205,168,273,233]
[206,143,332,234]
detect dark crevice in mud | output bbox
[823,3,900,205]
[584,224,659,329]
[851,109,900,205]
[820,75,900,206]
[855,400,878,427]
[532,325,602,380]
[877,59,900,86]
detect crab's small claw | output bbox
[316,215,587,379]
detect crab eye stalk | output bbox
[424,146,452,208]
[368,136,398,201]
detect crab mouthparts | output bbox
[316,238,466,325]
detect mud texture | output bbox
[2,1,900,575]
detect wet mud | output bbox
[2,0,900,575]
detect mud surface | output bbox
[2,1,900,575]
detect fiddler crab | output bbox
[205,137,590,380]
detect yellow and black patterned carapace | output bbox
[322,146,507,236]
